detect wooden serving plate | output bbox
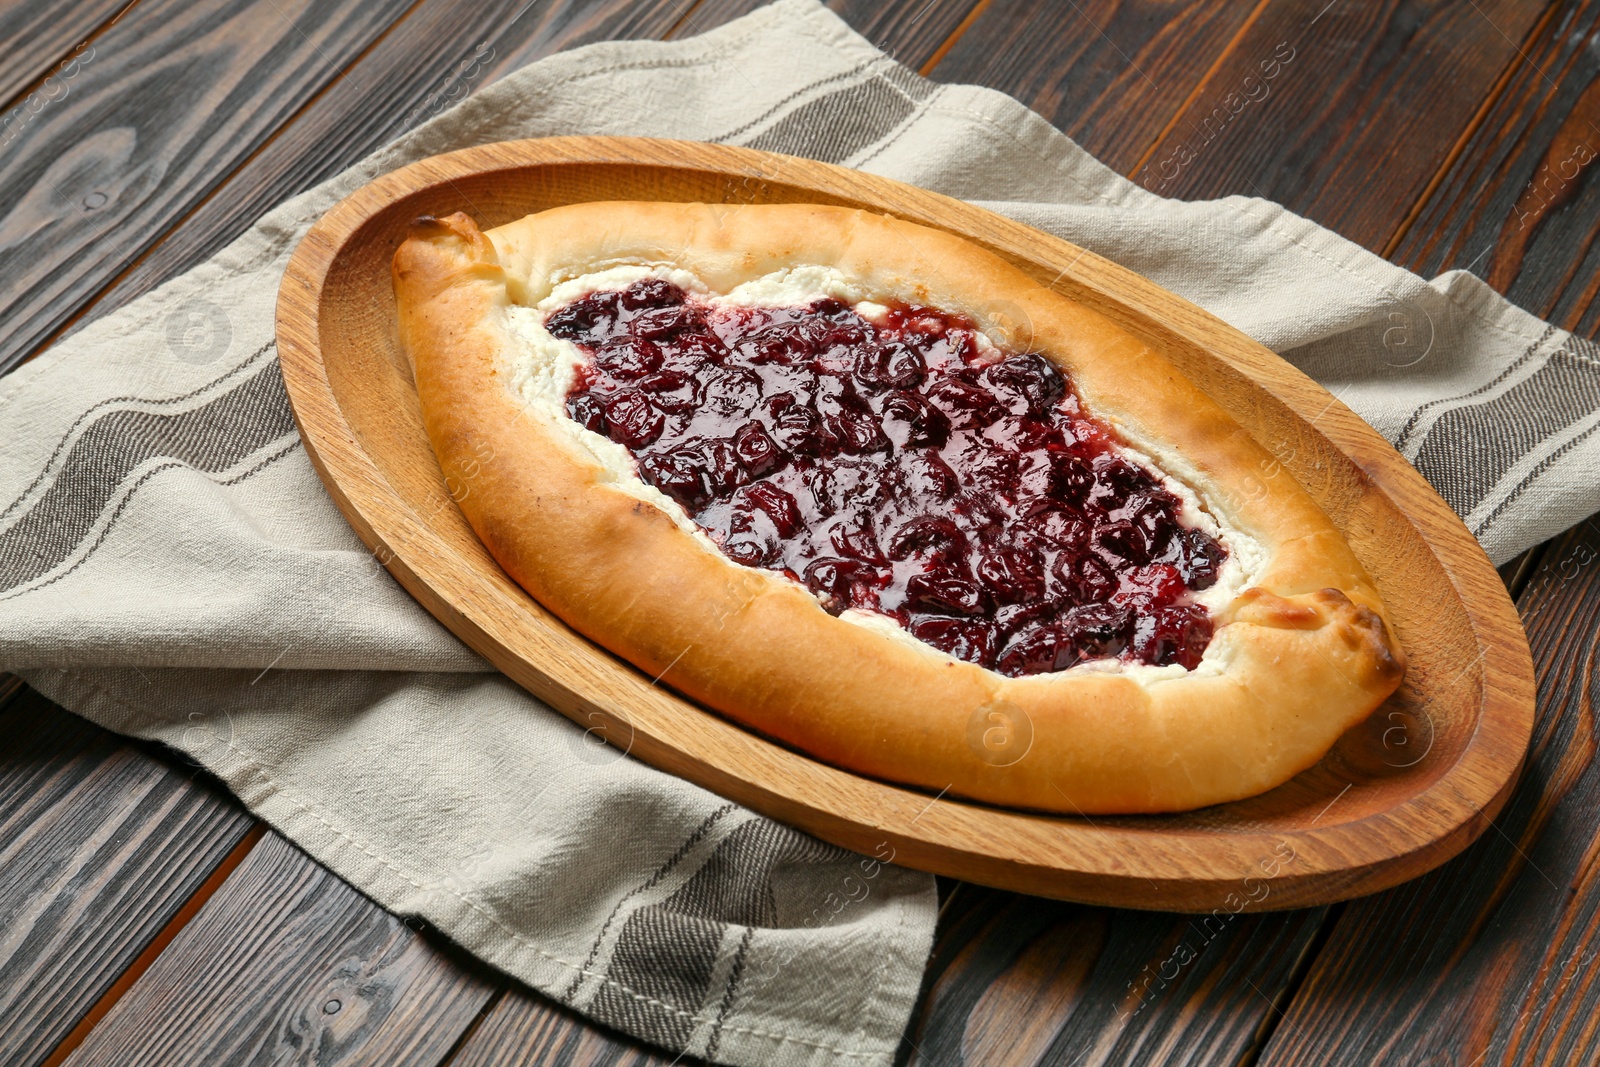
[276,136,1535,912]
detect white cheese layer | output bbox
[501,264,1261,681]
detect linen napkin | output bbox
[2,2,1596,1065]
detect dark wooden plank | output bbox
[1255,518,1600,1065]
[447,987,681,1067]
[1130,0,1557,253]
[1498,544,1546,599]
[0,0,416,374]
[682,0,984,72]
[41,0,722,359]
[831,0,986,73]
[477,0,729,73]
[1391,0,1600,335]
[898,885,1325,1066]
[927,0,1262,174]
[0,688,256,1066]
[0,0,124,111]
[61,0,985,350]
[58,830,497,1067]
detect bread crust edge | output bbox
[392,204,1405,814]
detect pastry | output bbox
[392,202,1404,814]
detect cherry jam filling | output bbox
[550,278,1226,676]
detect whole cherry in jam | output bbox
[550,278,1226,676]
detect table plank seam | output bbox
[21,0,984,373]
[662,0,720,41]
[33,821,266,1067]
[1124,0,1277,184]
[0,0,138,119]
[915,0,991,77]
[9,0,436,372]
[1507,541,1553,600]
[1380,1,1567,260]
[434,986,510,1067]
[1236,901,1346,1067]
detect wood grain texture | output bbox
[1256,519,1600,1066]
[1499,545,1545,599]
[0,0,415,374]
[684,0,984,72]
[0,688,255,1066]
[276,135,1533,909]
[830,0,985,72]
[902,885,1327,1066]
[929,0,1262,174]
[479,0,738,76]
[446,988,681,1067]
[0,0,124,111]
[47,0,971,370]
[1131,0,1555,253]
[1392,0,1600,334]
[49,0,700,348]
[59,831,498,1067]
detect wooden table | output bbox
[3,1,1598,1063]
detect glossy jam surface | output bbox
[550,278,1226,675]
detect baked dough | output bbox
[392,202,1404,814]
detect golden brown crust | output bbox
[393,203,1406,814]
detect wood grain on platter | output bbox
[274,136,1534,911]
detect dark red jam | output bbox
[550,278,1225,676]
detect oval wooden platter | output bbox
[276,136,1535,912]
